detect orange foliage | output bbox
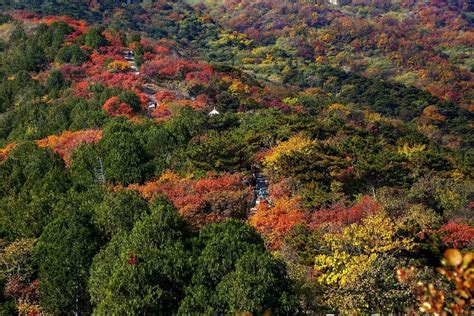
[169,96,208,110]
[155,90,176,102]
[267,178,293,200]
[129,172,253,228]
[107,33,126,51]
[0,143,16,163]
[253,149,273,163]
[36,130,102,166]
[150,105,172,120]
[154,45,171,55]
[249,197,306,249]
[11,13,88,41]
[422,105,447,123]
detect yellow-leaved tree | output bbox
[264,134,314,174]
[313,212,418,313]
[315,212,414,286]
[107,60,131,73]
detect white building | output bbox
[328,0,351,5]
[208,107,220,116]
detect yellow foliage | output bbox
[327,103,350,116]
[315,55,327,64]
[241,57,257,64]
[107,60,131,72]
[198,15,212,23]
[450,169,465,182]
[228,79,251,97]
[364,110,383,123]
[314,212,414,286]
[158,171,181,183]
[299,87,325,97]
[3,239,36,262]
[251,46,270,57]
[210,32,251,48]
[320,33,333,42]
[282,96,299,105]
[25,126,38,137]
[397,249,474,314]
[264,135,315,171]
[0,23,15,42]
[397,143,426,158]
[262,53,274,64]
[282,65,292,76]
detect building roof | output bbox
[209,107,220,116]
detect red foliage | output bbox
[142,57,213,83]
[102,30,124,50]
[141,58,188,79]
[150,105,172,120]
[36,130,102,166]
[154,45,171,55]
[128,254,138,265]
[3,275,23,299]
[39,15,87,32]
[4,275,39,315]
[253,149,273,163]
[309,195,379,229]
[155,90,176,102]
[206,0,473,108]
[71,50,144,97]
[128,172,253,228]
[10,12,87,41]
[103,72,142,91]
[438,221,474,248]
[102,96,133,117]
[263,99,292,111]
[72,80,91,98]
[185,66,214,84]
[59,64,86,81]
[268,179,293,200]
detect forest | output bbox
[0,0,472,314]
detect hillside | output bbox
[0,1,473,315]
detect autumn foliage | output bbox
[0,4,472,314]
[107,60,131,73]
[438,221,474,249]
[128,172,253,227]
[397,249,473,314]
[9,12,87,41]
[309,196,380,229]
[70,50,144,98]
[249,197,306,249]
[36,129,102,165]
[422,105,447,123]
[142,57,213,84]
[150,105,172,120]
[102,96,134,117]
[0,143,16,163]
[154,90,176,103]
[1,238,40,315]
